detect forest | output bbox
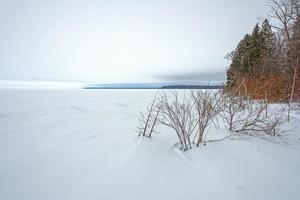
[226,0,300,104]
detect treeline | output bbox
[226,0,300,103]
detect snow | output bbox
[0,89,300,200]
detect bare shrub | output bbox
[235,101,286,136]
[137,94,160,138]
[219,94,248,131]
[158,91,197,151]
[220,95,286,136]
[290,103,300,111]
[136,89,288,151]
[191,90,222,146]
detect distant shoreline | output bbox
[84,85,224,90]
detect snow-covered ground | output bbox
[0,89,300,200]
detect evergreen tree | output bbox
[247,23,265,74]
[259,19,278,74]
[226,34,251,86]
[261,19,277,54]
[226,21,279,88]
[226,23,265,87]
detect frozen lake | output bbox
[0,89,300,200]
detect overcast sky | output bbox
[0,0,268,83]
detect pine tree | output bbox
[247,23,265,75]
[261,19,277,54]
[226,23,265,87]
[259,19,278,74]
[226,34,251,87]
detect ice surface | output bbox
[0,89,299,200]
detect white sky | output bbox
[0,0,268,83]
